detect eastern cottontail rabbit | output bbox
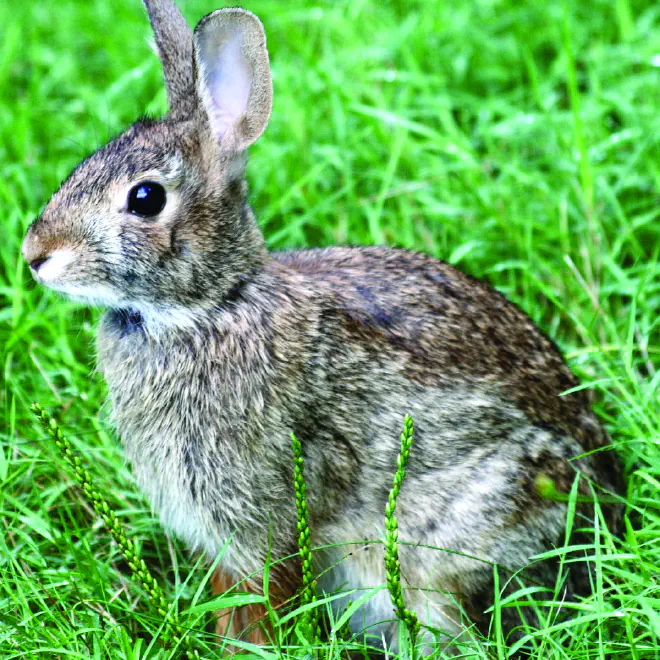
[22,0,624,649]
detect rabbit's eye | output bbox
[127,182,166,217]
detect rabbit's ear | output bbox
[143,0,195,119]
[193,9,272,152]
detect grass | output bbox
[1,0,660,656]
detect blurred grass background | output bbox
[1,0,659,657]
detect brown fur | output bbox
[211,556,298,646]
[22,0,624,651]
[211,568,269,646]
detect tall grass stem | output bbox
[30,402,199,659]
[384,414,420,652]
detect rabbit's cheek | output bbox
[132,208,183,253]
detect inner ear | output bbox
[197,30,251,137]
[193,9,272,153]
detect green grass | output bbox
[1,0,660,657]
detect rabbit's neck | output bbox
[106,309,145,338]
[103,259,265,337]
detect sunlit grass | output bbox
[1,0,659,657]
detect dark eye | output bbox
[127,182,166,217]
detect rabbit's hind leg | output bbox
[316,542,465,653]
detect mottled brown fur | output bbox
[144,0,195,119]
[22,0,624,651]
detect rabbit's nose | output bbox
[29,257,50,272]
[22,227,52,275]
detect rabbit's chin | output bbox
[49,278,207,332]
[46,282,125,309]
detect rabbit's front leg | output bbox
[211,560,300,647]
[211,567,270,646]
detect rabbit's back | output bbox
[271,244,623,520]
[275,245,614,456]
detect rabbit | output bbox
[22,0,624,650]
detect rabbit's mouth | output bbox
[22,227,85,291]
[26,248,76,284]
[22,230,125,307]
[24,248,124,308]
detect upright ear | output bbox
[193,9,272,153]
[143,0,195,119]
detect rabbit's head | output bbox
[22,1,272,326]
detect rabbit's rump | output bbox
[308,387,591,645]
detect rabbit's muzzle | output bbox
[22,222,76,285]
